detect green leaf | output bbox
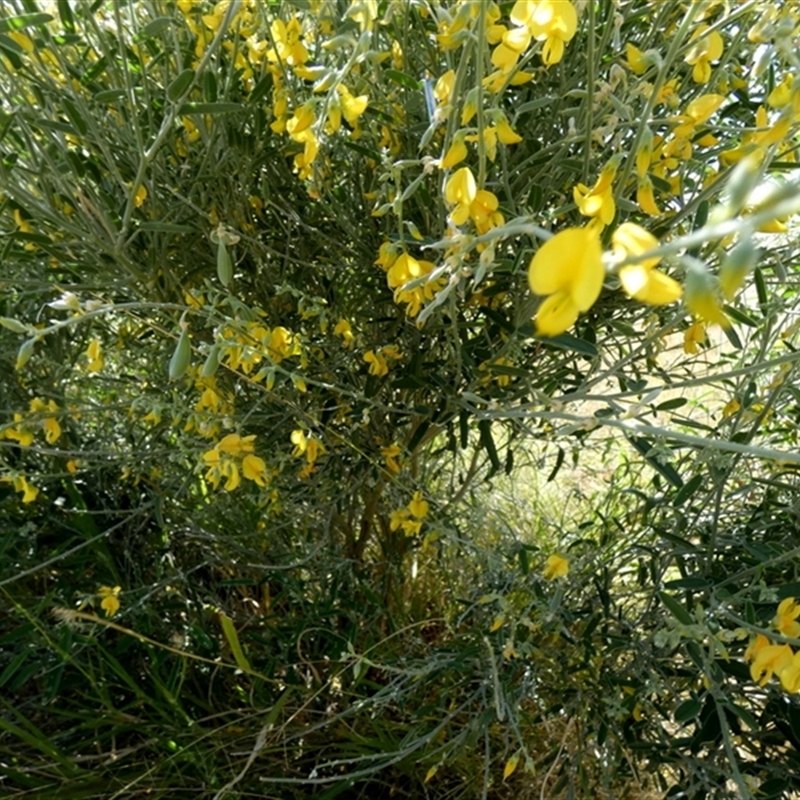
[723,305,758,327]
[754,267,768,308]
[0,13,54,33]
[57,0,74,33]
[674,697,702,723]
[540,332,598,356]
[135,16,173,41]
[664,576,709,590]
[479,419,501,474]
[658,591,693,625]
[626,436,683,488]
[178,102,242,114]
[672,474,703,506]
[167,69,195,102]
[219,612,251,672]
[656,397,687,411]
[138,221,194,233]
[384,69,420,89]
[62,97,88,135]
[93,89,126,103]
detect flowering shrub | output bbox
[1,1,800,797]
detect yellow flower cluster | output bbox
[202,433,269,491]
[390,491,429,537]
[1,398,62,447]
[527,221,733,337]
[489,0,578,75]
[745,598,800,693]
[290,429,326,479]
[220,321,302,374]
[380,250,445,318]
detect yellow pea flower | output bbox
[440,133,468,169]
[333,319,354,347]
[780,651,800,693]
[433,69,456,107]
[444,167,477,225]
[685,26,723,84]
[637,176,661,216]
[242,454,268,486]
[364,350,389,376]
[543,553,569,580]
[337,85,368,126]
[518,0,578,67]
[573,157,620,227]
[381,443,402,474]
[86,338,104,372]
[683,322,706,354]
[613,223,681,306]
[775,598,800,638]
[408,490,429,519]
[528,227,604,336]
[684,268,729,328]
[494,113,523,145]
[749,642,792,686]
[98,585,121,618]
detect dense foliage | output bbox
[1,0,800,797]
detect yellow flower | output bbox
[528,227,604,336]
[364,350,389,376]
[290,429,307,457]
[440,134,468,169]
[381,443,402,474]
[217,433,256,457]
[572,158,620,227]
[337,85,368,126]
[98,585,121,618]
[408,490,429,519]
[624,42,649,75]
[86,338,104,372]
[134,185,147,208]
[494,113,522,145]
[517,0,578,66]
[444,167,477,225]
[671,94,725,138]
[749,642,793,686]
[612,223,681,306]
[636,176,661,216]
[543,553,569,580]
[333,318,354,347]
[684,268,729,328]
[683,322,706,354]
[685,26,723,84]
[775,597,800,638]
[242,453,268,486]
[433,69,456,107]
[744,633,770,664]
[779,651,800,693]
[5,475,39,503]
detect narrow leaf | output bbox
[219,612,251,672]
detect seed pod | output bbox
[217,240,232,287]
[15,338,35,371]
[169,327,191,381]
[201,343,221,378]
[0,317,29,334]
